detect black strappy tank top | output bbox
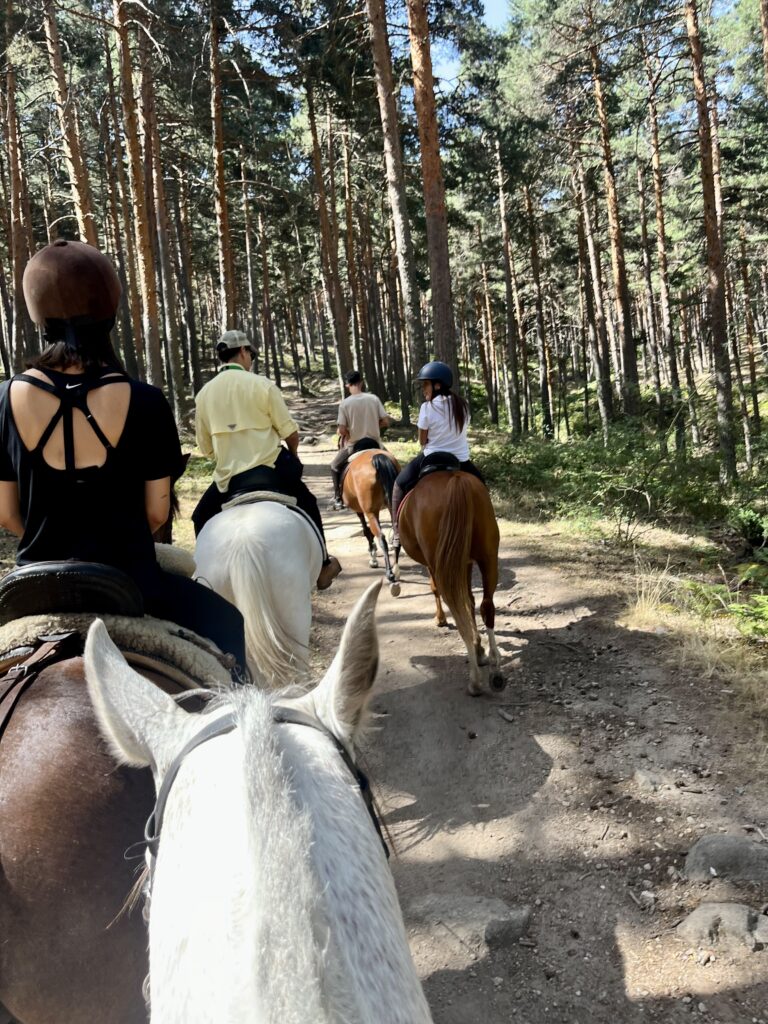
[0,368,183,590]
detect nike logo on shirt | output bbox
[65,383,81,389]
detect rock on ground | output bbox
[684,835,768,883]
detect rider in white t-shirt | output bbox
[390,361,484,543]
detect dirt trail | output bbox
[292,388,768,1024]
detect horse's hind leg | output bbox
[468,563,487,666]
[478,557,504,691]
[358,513,378,568]
[369,513,399,594]
[429,571,449,628]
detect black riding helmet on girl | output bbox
[417,360,453,391]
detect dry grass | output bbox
[623,558,768,756]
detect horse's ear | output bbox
[310,581,381,743]
[85,619,187,770]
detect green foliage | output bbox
[474,425,727,539]
[728,505,768,550]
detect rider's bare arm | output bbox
[419,429,429,447]
[338,424,350,444]
[379,416,390,430]
[145,477,172,534]
[0,480,24,537]
[283,430,300,455]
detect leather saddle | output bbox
[418,451,461,480]
[0,561,143,627]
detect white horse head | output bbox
[194,501,323,685]
[84,582,433,1024]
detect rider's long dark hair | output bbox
[30,318,125,375]
[431,384,469,434]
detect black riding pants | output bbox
[144,569,247,675]
[330,445,352,498]
[192,448,326,551]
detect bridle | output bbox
[144,705,388,878]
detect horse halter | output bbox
[144,705,388,876]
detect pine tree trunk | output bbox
[209,2,236,329]
[145,67,185,416]
[305,84,352,374]
[342,129,368,376]
[573,150,614,420]
[405,0,456,368]
[258,210,278,386]
[574,172,610,445]
[113,0,162,384]
[761,0,768,98]
[104,28,144,377]
[174,171,202,393]
[365,0,425,368]
[240,153,260,372]
[685,0,737,482]
[524,184,553,436]
[638,164,666,453]
[4,29,33,367]
[589,34,639,414]
[43,0,98,245]
[495,137,521,438]
[739,225,761,432]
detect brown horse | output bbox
[342,449,401,594]
[0,657,154,1023]
[393,470,504,696]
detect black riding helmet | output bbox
[417,361,453,391]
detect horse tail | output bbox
[432,474,474,640]
[224,524,309,684]
[372,453,397,509]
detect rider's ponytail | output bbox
[432,385,469,434]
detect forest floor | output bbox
[2,382,767,1023]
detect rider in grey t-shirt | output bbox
[330,370,390,510]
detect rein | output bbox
[145,704,388,875]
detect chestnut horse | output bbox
[393,470,504,696]
[342,449,401,594]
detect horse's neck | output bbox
[279,726,433,1024]
[148,700,332,1024]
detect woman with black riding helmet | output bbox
[390,361,484,543]
[0,239,246,674]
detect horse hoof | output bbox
[467,684,483,697]
[490,672,506,692]
[390,582,401,597]
[369,559,378,569]
[437,620,449,629]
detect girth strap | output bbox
[0,631,83,745]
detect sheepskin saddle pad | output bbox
[0,611,233,692]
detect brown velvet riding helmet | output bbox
[22,239,122,325]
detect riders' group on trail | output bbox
[0,240,502,1024]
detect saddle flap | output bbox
[0,561,144,627]
[418,451,461,479]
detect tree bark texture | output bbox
[685,0,737,482]
[405,0,456,369]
